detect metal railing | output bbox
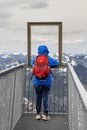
[0,64,26,130]
[23,65,68,114]
[2,62,87,130]
[68,63,87,130]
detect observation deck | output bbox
[0,63,87,130]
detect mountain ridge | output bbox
[0,53,87,91]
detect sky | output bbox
[0,0,87,54]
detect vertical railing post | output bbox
[27,23,31,67]
[10,71,16,130]
[59,22,62,67]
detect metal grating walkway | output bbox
[13,113,69,130]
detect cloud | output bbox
[0,0,87,54]
[0,12,13,19]
[63,39,86,44]
[30,2,49,9]
[0,7,14,20]
[0,0,50,9]
[31,26,58,36]
[32,30,57,36]
[22,2,49,10]
[71,39,84,43]
[64,30,85,35]
[0,0,50,21]
[0,20,10,29]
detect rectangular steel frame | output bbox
[27,22,62,67]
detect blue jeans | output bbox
[34,85,50,115]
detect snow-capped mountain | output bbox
[0,53,27,71]
[84,55,87,60]
[64,53,87,91]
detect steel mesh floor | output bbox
[13,113,69,130]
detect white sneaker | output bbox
[35,114,41,120]
[42,115,50,121]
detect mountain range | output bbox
[0,53,87,91]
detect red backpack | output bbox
[32,55,50,79]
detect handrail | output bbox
[0,64,26,130]
[68,63,87,130]
[0,63,26,76]
[68,63,87,110]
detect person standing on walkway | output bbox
[30,45,59,121]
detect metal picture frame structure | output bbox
[27,22,62,67]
